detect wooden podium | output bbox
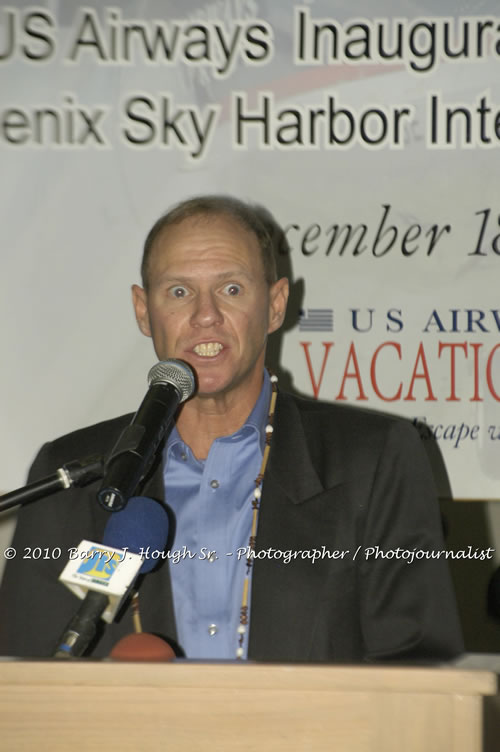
[0,660,498,751]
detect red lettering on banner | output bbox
[470,343,483,402]
[370,342,402,401]
[486,344,500,401]
[299,340,500,403]
[335,343,368,401]
[438,342,468,401]
[300,341,333,398]
[404,343,437,401]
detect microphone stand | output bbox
[0,455,104,512]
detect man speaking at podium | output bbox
[0,195,463,662]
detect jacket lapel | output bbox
[248,392,334,661]
[261,392,325,505]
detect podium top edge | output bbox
[0,659,497,697]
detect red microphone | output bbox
[109,593,176,662]
[110,633,176,661]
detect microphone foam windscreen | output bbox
[102,496,169,574]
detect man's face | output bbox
[132,214,288,401]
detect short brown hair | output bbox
[141,195,278,289]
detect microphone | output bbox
[109,630,176,662]
[0,455,104,513]
[98,359,195,512]
[54,496,169,659]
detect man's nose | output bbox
[190,290,223,327]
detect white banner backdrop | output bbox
[1,0,500,502]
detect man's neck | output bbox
[176,376,265,460]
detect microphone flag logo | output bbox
[59,539,143,622]
[76,547,123,580]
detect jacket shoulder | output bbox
[280,390,414,439]
[277,391,425,482]
[29,413,133,481]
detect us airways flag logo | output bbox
[299,308,333,332]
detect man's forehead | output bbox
[158,211,256,244]
[150,212,261,266]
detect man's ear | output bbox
[268,277,289,334]
[131,284,152,338]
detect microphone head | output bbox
[102,496,169,574]
[148,359,195,402]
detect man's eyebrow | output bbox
[159,268,254,283]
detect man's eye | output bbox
[170,286,188,298]
[223,283,241,296]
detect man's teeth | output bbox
[193,342,223,357]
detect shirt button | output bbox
[207,552,217,562]
[181,452,187,461]
[210,479,220,489]
[208,624,218,636]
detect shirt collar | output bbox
[166,370,271,458]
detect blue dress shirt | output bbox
[163,372,271,659]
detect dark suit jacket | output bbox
[0,392,464,661]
